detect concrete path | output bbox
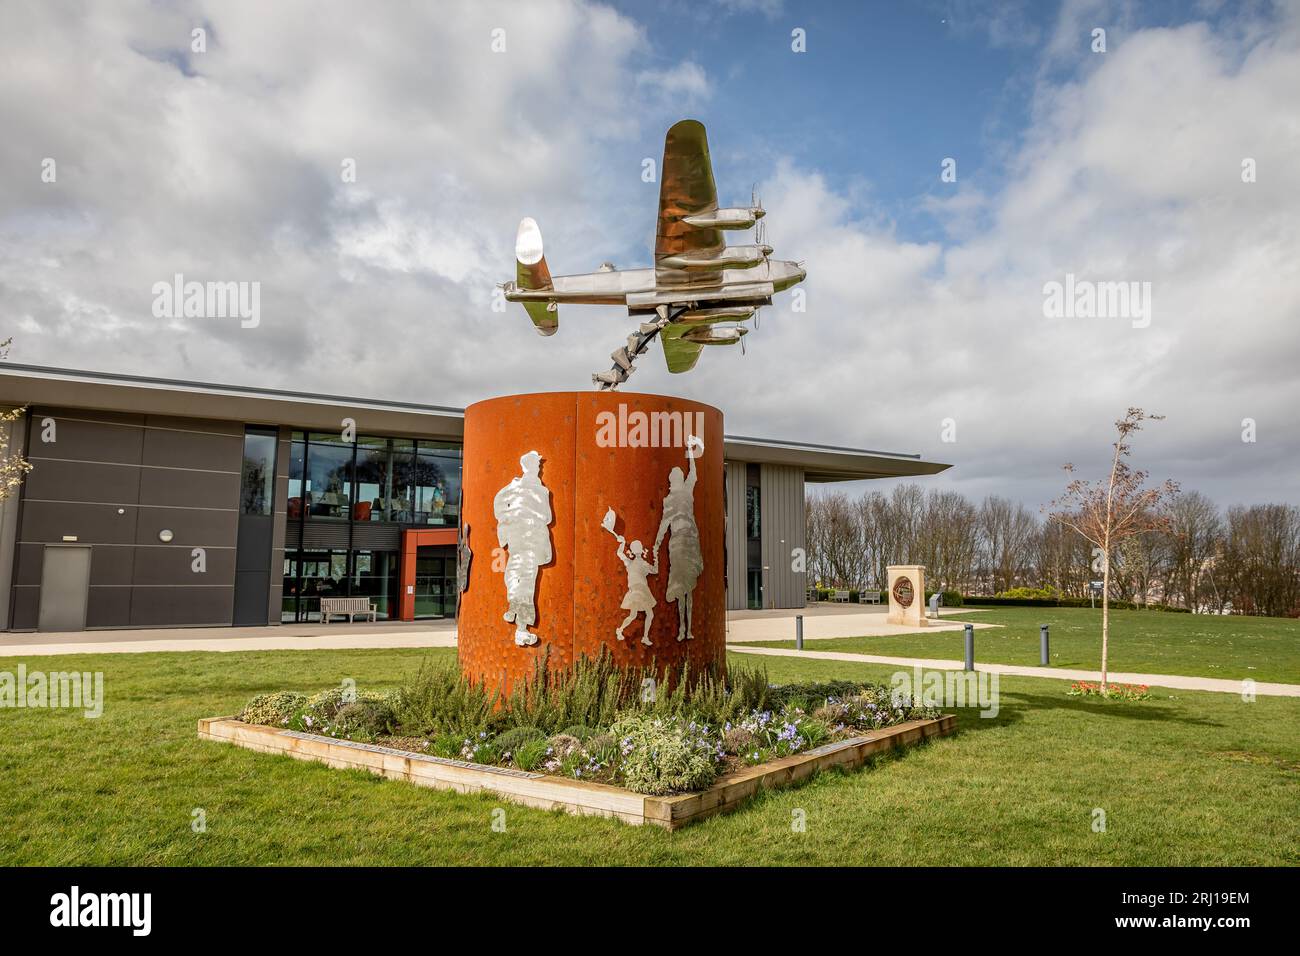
[727,607,993,643]
[0,620,457,657]
[0,605,984,657]
[727,645,1300,697]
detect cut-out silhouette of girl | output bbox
[602,508,659,646]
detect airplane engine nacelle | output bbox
[683,206,766,230]
[677,306,756,324]
[681,326,747,346]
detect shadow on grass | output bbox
[692,731,946,828]
[946,690,1222,732]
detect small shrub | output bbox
[557,724,600,742]
[997,585,1061,600]
[799,717,831,750]
[304,687,352,721]
[332,694,397,739]
[584,733,618,765]
[812,701,848,725]
[239,692,306,727]
[546,733,584,760]
[393,661,497,738]
[610,714,718,795]
[429,732,463,759]
[513,738,550,771]
[461,732,500,764]
[768,679,864,711]
[721,725,756,754]
[495,726,545,756]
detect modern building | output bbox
[0,364,949,631]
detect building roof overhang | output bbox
[0,364,950,481]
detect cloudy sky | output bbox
[2,0,1297,509]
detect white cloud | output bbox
[635,61,712,102]
[1,0,1296,512]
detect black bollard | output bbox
[796,614,804,650]
[1040,624,1050,666]
[964,622,974,672]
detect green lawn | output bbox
[739,606,1300,683]
[1,646,1296,865]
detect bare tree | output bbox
[978,496,1038,594]
[1031,521,1092,597]
[1219,504,1300,618]
[918,490,979,593]
[805,491,866,590]
[0,339,32,501]
[855,491,886,593]
[1164,491,1222,610]
[1112,530,1169,605]
[1047,408,1178,691]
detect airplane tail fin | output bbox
[515,217,558,336]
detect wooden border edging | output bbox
[198,713,956,830]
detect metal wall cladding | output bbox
[13,409,244,629]
[458,392,725,695]
[760,463,807,609]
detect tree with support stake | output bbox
[1046,408,1178,693]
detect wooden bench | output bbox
[831,589,851,603]
[320,597,377,624]
[860,589,881,605]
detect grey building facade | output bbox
[0,365,948,630]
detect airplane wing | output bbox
[659,323,704,374]
[655,119,724,279]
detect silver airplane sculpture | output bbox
[502,119,807,389]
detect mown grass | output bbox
[2,646,1296,865]
[738,606,1300,683]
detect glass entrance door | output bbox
[414,545,457,618]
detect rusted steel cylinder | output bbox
[457,391,725,694]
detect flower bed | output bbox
[199,712,955,829]
[1067,680,1152,700]
[231,656,942,797]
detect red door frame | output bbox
[398,527,458,621]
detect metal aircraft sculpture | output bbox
[502,119,806,389]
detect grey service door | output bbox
[38,546,92,631]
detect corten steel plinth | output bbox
[458,392,725,693]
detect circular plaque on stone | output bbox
[892,575,914,608]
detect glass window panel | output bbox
[287,437,306,521]
[351,549,398,620]
[413,442,462,527]
[354,439,394,521]
[297,549,349,622]
[414,545,456,618]
[390,440,416,523]
[746,486,761,540]
[282,551,300,622]
[240,429,277,516]
[305,439,352,520]
[307,430,352,447]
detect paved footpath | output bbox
[727,645,1300,697]
[725,607,992,643]
[0,627,456,657]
